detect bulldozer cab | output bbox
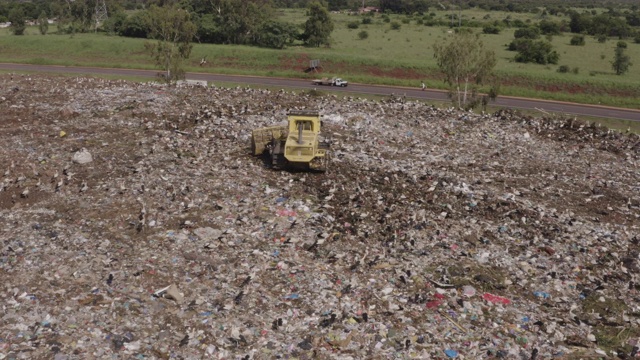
[295,120,314,131]
[287,110,321,133]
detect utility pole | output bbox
[95,0,108,32]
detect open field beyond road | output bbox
[0,9,639,109]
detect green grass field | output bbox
[0,8,638,109]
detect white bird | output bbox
[21,188,29,198]
[80,181,88,192]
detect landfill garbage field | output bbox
[1,74,639,360]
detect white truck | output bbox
[312,77,348,87]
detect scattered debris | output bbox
[0,74,639,359]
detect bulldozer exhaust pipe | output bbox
[298,123,303,144]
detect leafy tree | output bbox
[512,39,559,65]
[302,2,334,47]
[612,42,632,75]
[433,32,497,109]
[102,11,128,35]
[569,11,590,33]
[8,7,26,35]
[327,0,348,11]
[194,14,224,43]
[120,11,150,38]
[144,5,197,82]
[254,21,298,49]
[380,0,428,14]
[57,0,95,34]
[210,0,274,45]
[626,12,640,27]
[38,11,49,35]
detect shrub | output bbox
[347,21,359,29]
[538,19,561,35]
[401,18,410,24]
[512,19,526,27]
[634,36,640,44]
[570,35,585,46]
[507,38,528,51]
[514,27,540,39]
[617,41,627,48]
[362,17,372,25]
[557,65,570,73]
[454,27,474,34]
[358,30,368,40]
[483,25,501,34]
[597,34,607,43]
[416,18,424,25]
[572,67,580,74]
[381,14,390,23]
[390,21,401,30]
[513,39,560,64]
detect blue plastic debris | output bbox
[534,291,550,299]
[284,294,300,300]
[444,349,458,358]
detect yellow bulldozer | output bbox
[251,110,330,172]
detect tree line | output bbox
[1,0,336,49]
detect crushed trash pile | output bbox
[1,74,639,359]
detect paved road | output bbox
[2,63,639,122]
